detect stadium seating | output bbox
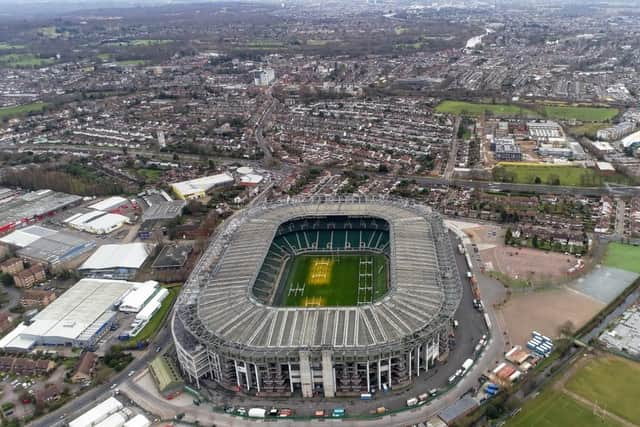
[252,216,390,304]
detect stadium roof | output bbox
[0,279,132,350]
[177,198,461,353]
[80,243,153,271]
[621,130,640,148]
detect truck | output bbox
[248,408,266,418]
[406,398,419,407]
[418,393,429,402]
[461,358,474,374]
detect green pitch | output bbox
[279,253,388,307]
[507,390,621,427]
[603,242,640,274]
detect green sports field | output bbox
[280,253,388,307]
[603,242,640,274]
[507,390,621,427]
[435,100,538,117]
[566,356,640,425]
[435,100,618,122]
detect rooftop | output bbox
[152,244,192,269]
[0,190,82,228]
[0,279,132,350]
[177,197,461,353]
[80,242,153,271]
[170,173,234,197]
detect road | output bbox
[254,84,278,166]
[0,143,250,166]
[37,228,508,427]
[444,117,461,180]
[28,326,173,427]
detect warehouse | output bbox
[69,397,123,427]
[127,287,169,337]
[0,189,82,235]
[0,278,132,351]
[0,225,96,268]
[170,173,234,200]
[118,281,161,313]
[151,244,192,270]
[88,196,129,212]
[79,242,154,280]
[64,211,130,235]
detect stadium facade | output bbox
[172,196,462,397]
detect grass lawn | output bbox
[541,105,619,122]
[507,389,621,427]
[136,168,163,181]
[130,39,173,46]
[0,43,26,50]
[602,242,640,273]
[282,253,388,307]
[566,356,640,425]
[435,100,538,118]
[127,287,179,344]
[493,162,631,187]
[435,100,618,122]
[0,102,47,120]
[115,59,147,66]
[0,53,55,68]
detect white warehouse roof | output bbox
[89,196,129,212]
[171,173,234,197]
[123,414,151,427]
[0,225,57,248]
[65,211,129,235]
[136,287,169,322]
[94,412,128,427]
[80,243,153,271]
[120,281,160,313]
[69,397,124,427]
[0,279,132,351]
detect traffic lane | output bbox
[29,325,172,427]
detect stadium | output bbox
[172,196,462,397]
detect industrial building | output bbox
[597,122,636,141]
[0,278,132,351]
[118,280,161,313]
[64,211,130,235]
[68,397,151,427]
[0,225,96,268]
[127,287,169,337]
[79,242,154,280]
[170,173,234,200]
[88,196,130,212]
[149,355,185,398]
[151,244,193,270]
[173,197,462,397]
[0,189,82,235]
